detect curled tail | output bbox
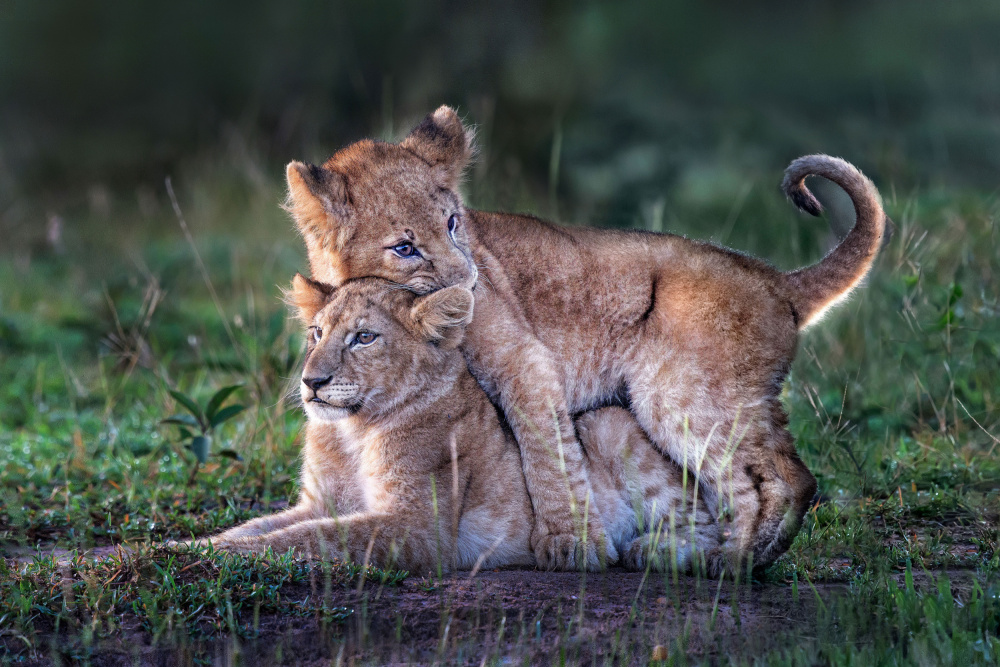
[781,155,887,329]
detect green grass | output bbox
[2,119,1000,664]
[0,544,404,660]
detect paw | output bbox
[530,525,614,571]
[715,458,815,572]
[621,537,671,572]
[532,532,579,570]
[622,536,708,574]
[717,510,796,575]
[621,538,648,571]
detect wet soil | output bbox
[9,562,844,666]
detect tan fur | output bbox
[202,278,720,574]
[284,106,886,572]
[781,155,888,326]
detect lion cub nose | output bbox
[302,375,333,391]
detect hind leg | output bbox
[709,411,816,572]
[577,406,723,574]
[624,267,817,574]
[628,376,815,575]
[619,492,722,575]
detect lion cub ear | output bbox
[286,273,335,324]
[400,106,476,190]
[285,162,350,241]
[409,286,474,349]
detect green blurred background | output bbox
[1,1,998,493]
[3,0,999,233]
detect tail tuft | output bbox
[781,159,826,217]
[781,155,886,330]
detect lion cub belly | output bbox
[456,505,535,569]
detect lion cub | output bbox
[203,276,719,574]
[284,107,888,573]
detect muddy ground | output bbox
[9,554,844,666]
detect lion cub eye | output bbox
[353,331,378,347]
[391,242,421,258]
[447,214,458,236]
[311,327,322,344]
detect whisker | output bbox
[473,262,495,292]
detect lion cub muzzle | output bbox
[300,375,361,421]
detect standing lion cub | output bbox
[199,276,720,574]
[283,106,887,573]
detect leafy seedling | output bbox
[161,384,246,466]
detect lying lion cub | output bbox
[201,276,719,574]
[284,106,887,573]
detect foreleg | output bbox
[209,513,450,574]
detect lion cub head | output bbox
[288,273,474,422]
[285,106,478,294]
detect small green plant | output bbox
[162,384,246,465]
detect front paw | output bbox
[530,522,613,571]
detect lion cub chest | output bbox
[301,420,399,516]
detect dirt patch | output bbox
[13,566,845,666]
